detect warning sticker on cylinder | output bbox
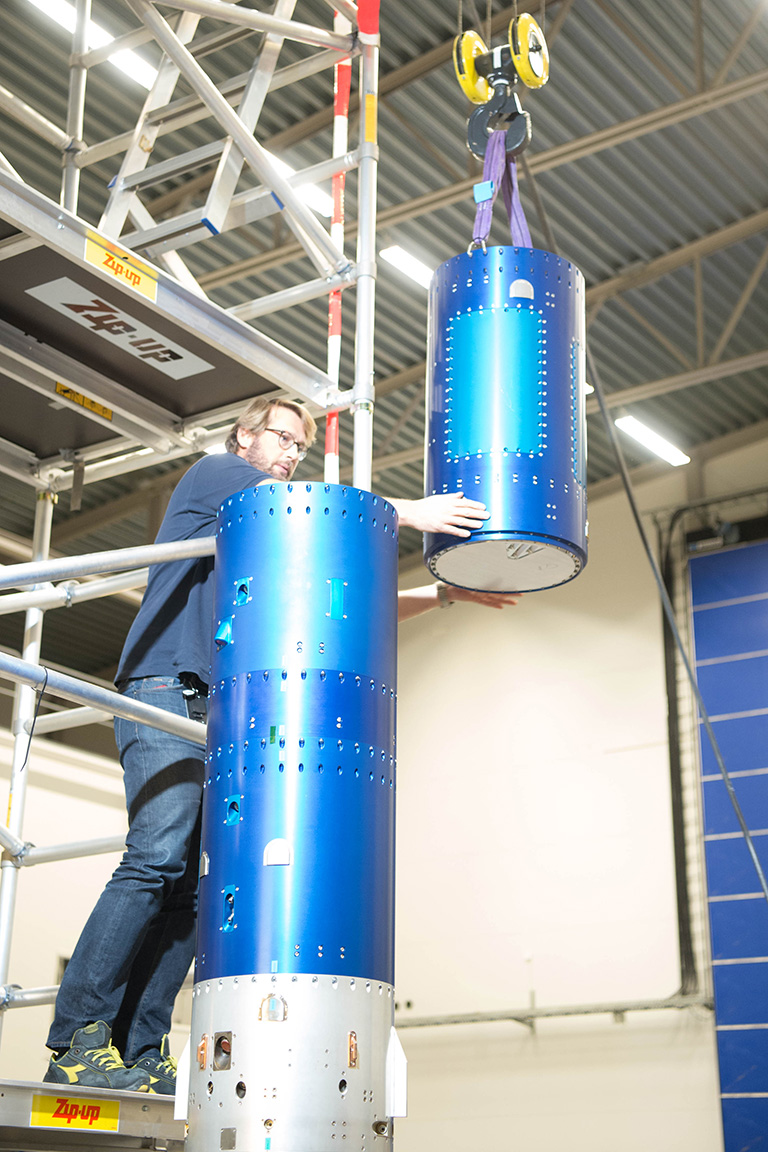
[26,277,214,381]
[30,1094,120,1131]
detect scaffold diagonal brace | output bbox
[125,0,351,278]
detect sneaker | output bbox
[44,1021,152,1092]
[130,1035,177,1096]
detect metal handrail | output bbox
[0,569,148,616]
[0,652,206,755]
[0,537,214,592]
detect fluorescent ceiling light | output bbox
[27,0,156,88]
[270,155,333,218]
[203,440,227,455]
[615,414,690,467]
[379,245,434,289]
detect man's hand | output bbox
[397,583,520,621]
[445,586,520,610]
[390,493,489,537]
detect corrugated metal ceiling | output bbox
[0,0,767,685]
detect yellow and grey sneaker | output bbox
[130,1035,177,1095]
[44,1021,152,1092]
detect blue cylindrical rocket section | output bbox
[197,482,398,987]
[424,246,588,593]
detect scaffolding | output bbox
[0,0,380,494]
[0,0,380,1133]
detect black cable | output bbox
[587,343,768,907]
[20,667,49,774]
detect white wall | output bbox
[397,1012,719,1151]
[393,464,727,1151]
[396,475,685,1014]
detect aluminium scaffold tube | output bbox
[0,568,148,617]
[0,985,59,1011]
[32,707,111,734]
[0,652,206,748]
[20,835,128,868]
[323,15,352,486]
[0,831,126,868]
[0,825,25,858]
[230,269,357,323]
[0,493,55,1037]
[0,536,214,592]
[0,649,202,870]
[148,0,355,50]
[0,84,68,150]
[61,0,90,214]
[124,0,351,279]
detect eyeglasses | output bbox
[265,428,308,461]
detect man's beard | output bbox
[242,438,291,479]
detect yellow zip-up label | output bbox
[84,235,158,302]
[30,1094,120,1131]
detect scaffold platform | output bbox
[0,1079,184,1152]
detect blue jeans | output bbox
[47,677,205,1062]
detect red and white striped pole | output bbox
[324,11,352,485]
[351,0,380,492]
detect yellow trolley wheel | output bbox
[453,30,491,104]
[509,13,550,89]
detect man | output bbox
[44,396,517,1092]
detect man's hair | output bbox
[225,396,317,455]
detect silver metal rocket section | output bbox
[189,976,395,1151]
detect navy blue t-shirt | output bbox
[116,453,269,687]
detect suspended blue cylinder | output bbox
[424,246,588,592]
[187,482,400,1152]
